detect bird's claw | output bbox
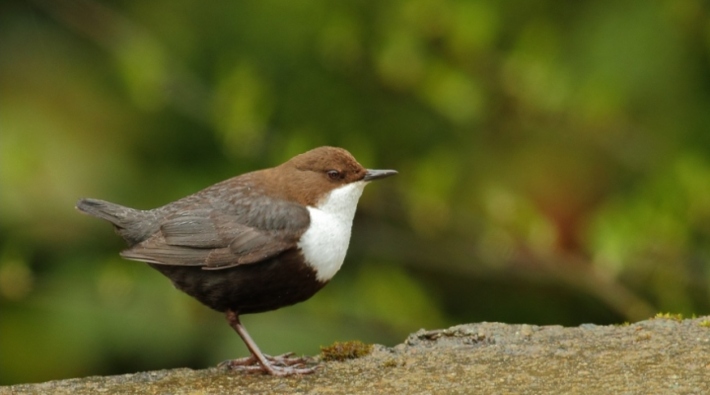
[220,352,318,375]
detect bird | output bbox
[76,146,397,376]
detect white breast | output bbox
[298,181,367,282]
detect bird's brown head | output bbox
[264,146,397,206]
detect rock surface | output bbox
[3,317,710,394]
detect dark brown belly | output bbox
[148,249,327,314]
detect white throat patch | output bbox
[298,181,367,282]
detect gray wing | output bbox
[120,204,310,270]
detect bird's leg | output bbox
[221,310,317,376]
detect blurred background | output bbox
[2,0,710,385]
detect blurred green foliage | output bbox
[2,0,710,385]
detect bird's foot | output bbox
[219,352,318,376]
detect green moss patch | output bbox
[320,340,373,362]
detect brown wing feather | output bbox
[120,203,310,270]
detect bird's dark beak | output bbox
[363,169,398,181]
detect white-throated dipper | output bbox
[76,146,397,376]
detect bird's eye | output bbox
[327,170,341,180]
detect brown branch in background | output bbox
[542,254,656,322]
[357,219,655,322]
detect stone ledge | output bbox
[4,317,710,394]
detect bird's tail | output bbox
[76,198,152,246]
